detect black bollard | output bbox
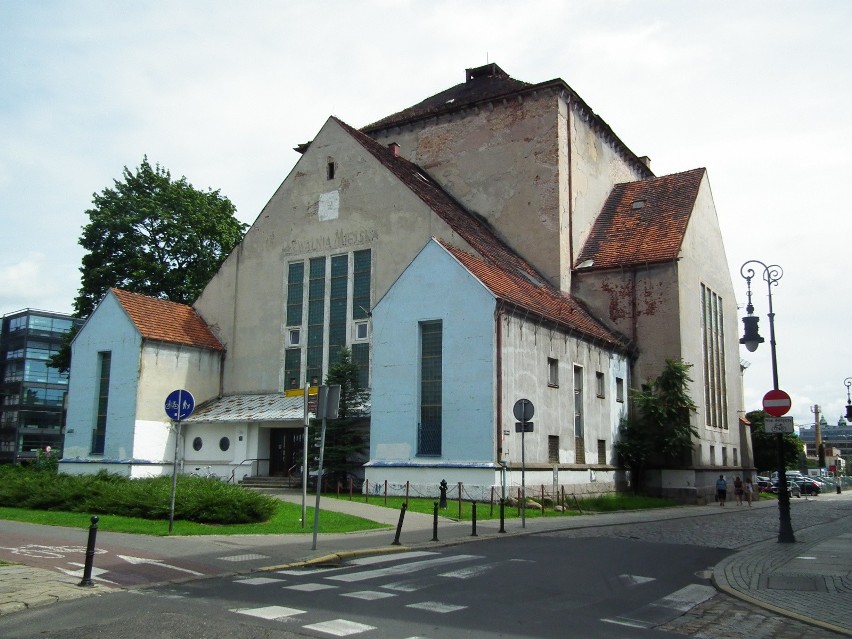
[471,501,478,537]
[499,499,506,534]
[391,502,407,546]
[439,479,448,509]
[78,515,99,587]
[432,501,439,541]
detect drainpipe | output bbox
[496,307,504,464]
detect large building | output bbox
[0,309,81,463]
[61,64,749,502]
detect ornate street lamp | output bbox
[740,260,795,543]
[844,378,852,422]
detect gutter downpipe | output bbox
[496,306,504,486]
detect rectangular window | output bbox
[573,366,584,439]
[596,371,605,398]
[287,329,300,347]
[354,321,368,341]
[722,447,728,466]
[597,439,607,465]
[306,257,326,385]
[701,284,729,430]
[547,357,558,387]
[733,448,738,467]
[710,445,716,466]
[92,351,111,455]
[548,435,559,463]
[286,262,305,327]
[418,321,442,456]
[284,348,301,389]
[616,377,624,403]
[351,342,370,389]
[328,254,348,366]
[352,250,371,320]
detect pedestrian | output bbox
[734,475,743,506]
[716,474,727,507]
[744,477,754,507]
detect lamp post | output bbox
[739,260,795,544]
[844,378,852,422]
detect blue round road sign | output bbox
[165,389,195,421]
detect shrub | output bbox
[0,466,277,525]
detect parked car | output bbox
[756,476,771,492]
[793,478,822,495]
[770,480,801,498]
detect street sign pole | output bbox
[513,399,534,530]
[164,389,194,535]
[168,419,180,534]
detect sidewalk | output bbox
[2,491,851,636]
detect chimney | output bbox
[638,156,652,170]
[388,142,400,157]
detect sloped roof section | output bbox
[334,117,546,285]
[362,63,530,132]
[185,393,303,423]
[439,241,628,349]
[576,168,706,271]
[111,288,223,351]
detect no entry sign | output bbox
[763,389,792,417]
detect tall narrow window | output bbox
[574,365,585,464]
[597,439,607,465]
[306,258,325,384]
[418,321,442,456]
[352,250,371,388]
[616,377,625,403]
[701,284,728,430]
[92,351,111,455]
[284,348,301,389]
[326,158,336,180]
[328,255,348,367]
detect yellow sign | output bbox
[284,386,319,397]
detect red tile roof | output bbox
[439,241,628,349]
[576,168,706,271]
[333,118,627,350]
[111,288,223,351]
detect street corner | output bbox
[0,564,110,617]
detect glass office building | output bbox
[0,309,81,463]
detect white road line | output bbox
[438,563,496,579]
[618,574,656,586]
[234,577,284,585]
[231,605,304,620]
[285,582,338,592]
[349,551,437,565]
[326,554,481,583]
[302,618,376,636]
[406,601,467,614]
[341,590,397,600]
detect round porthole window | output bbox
[192,437,203,451]
[219,437,230,452]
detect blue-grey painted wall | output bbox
[63,291,142,461]
[371,240,496,464]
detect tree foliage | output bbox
[615,359,699,493]
[746,410,805,472]
[74,156,247,317]
[308,348,370,488]
[50,157,246,371]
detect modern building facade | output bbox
[0,309,81,463]
[61,63,748,502]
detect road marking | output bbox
[231,605,304,620]
[602,583,717,628]
[406,600,467,614]
[56,564,118,584]
[234,577,284,585]
[285,582,338,592]
[327,554,481,583]
[349,551,437,565]
[218,553,270,562]
[618,574,655,586]
[438,563,496,579]
[116,554,205,576]
[302,619,376,636]
[341,590,396,600]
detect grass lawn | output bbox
[0,502,388,536]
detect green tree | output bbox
[51,157,246,370]
[615,359,699,493]
[308,348,370,489]
[746,410,805,473]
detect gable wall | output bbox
[194,119,478,395]
[63,293,142,461]
[370,241,497,465]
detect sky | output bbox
[2,1,850,428]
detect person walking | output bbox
[734,475,744,506]
[716,474,727,507]
[744,477,754,507]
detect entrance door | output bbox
[269,429,304,478]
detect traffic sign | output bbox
[764,416,794,434]
[762,389,791,417]
[513,399,534,422]
[164,389,195,422]
[515,421,534,432]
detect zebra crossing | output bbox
[223,548,714,637]
[229,550,485,637]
